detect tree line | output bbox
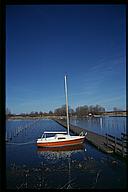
[54,104,105,116]
[6,104,106,118]
[6,105,125,119]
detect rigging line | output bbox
[59,178,75,189]
[6,140,36,145]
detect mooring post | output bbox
[6,130,8,141]
[10,131,12,140]
[122,136,125,157]
[114,137,117,152]
[106,133,108,147]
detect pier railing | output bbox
[105,133,128,157]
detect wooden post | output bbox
[6,130,8,141]
[10,131,12,140]
[14,128,15,137]
[122,137,125,157]
[106,133,108,147]
[12,129,14,138]
[114,137,117,152]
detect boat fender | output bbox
[79,131,84,136]
[79,131,87,136]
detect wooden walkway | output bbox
[54,119,128,158]
[54,119,114,154]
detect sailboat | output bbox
[36,75,87,148]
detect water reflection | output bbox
[37,144,84,153]
[70,116,126,137]
[37,144,85,165]
[37,144,87,189]
[100,117,103,129]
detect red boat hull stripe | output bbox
[37,137,85,147]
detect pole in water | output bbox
[6,130,8,141]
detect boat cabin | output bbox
[55,134,68,140]
[41,131,67,140]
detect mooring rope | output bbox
[6,140,36,145]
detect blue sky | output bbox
[6,5,126,114]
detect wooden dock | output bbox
[105,133,128,157]
[54,119,127,158]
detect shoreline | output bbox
[6,114,127,121]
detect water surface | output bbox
[6,119,127,189]
[70,116,126,138]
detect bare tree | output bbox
[6,108,11,118]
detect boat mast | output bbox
[64,75,70,136]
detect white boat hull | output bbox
[37,135,85,148]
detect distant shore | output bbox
[7,111,127,120]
